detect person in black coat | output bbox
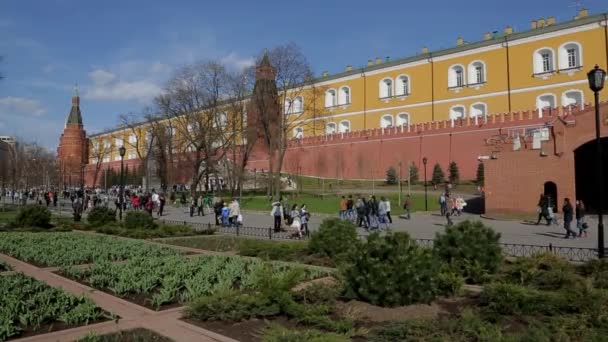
[562,198,576,239]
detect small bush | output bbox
[293,283,341,306]
[433,220,502,283]
[262,324,349,342]
[436,266,464,296]
[578,259,608,289]
[309,218,358,261]
[186,289,281,321]
[238,239,308,262]
[479,283,563,316]
[12,205,52,228]
[431,163,445,185]
[385,166,398,185]
[86,207,116,227]
[343,232,441,307]
[500,253,584,290]
[124,211,156,229]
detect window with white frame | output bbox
[91,157,99,164]
[293,127,304,139]
[127,152,137,160]
[103,140,111,149]
[380,114,393,128]
[448,65,465,88]
[325,89,337,107]
[536,94,556,112]
[186,144,195,152]
[562,90,583,109]
[128,134,136,144]
[380,78,393,98]
[325,122,337,134]
[187,123,194,133]
[396,75,410,96]
[214,113,227,127]
[114,155,121,161]
[558,42,582,70]
[396,113,410,127]
[93,141,100,149]
[145,131,151,142]
[468,61,485,85]
[284,97,293,114]
[469,103,487,120]
[339,120,350,133]
[449,105,465,120]
[338,86,351,105]
[533,48,555,74]
[293,96,303,112]
[102,156,110,163]
[114,138,123,147]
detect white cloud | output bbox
[221,52,255,71]
[0,96,47,116]
[84,68,161,103]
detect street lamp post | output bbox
[423,157,428,211]
[587,65,607,259]
[119,146,126,220]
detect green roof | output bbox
[66,105,82,126]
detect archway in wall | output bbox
[575,137,608,214]
[544,181,558,213]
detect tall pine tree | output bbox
[409,162,419,184]
[385,167,398,185]
[448,161,460,184]
[432,163,445,185]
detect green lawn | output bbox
[238,192,439,215]
[0,210,18,224]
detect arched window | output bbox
[449,105,465,120]
[562,90,584,109]
[339,120,350,133]
[293,127,304,139]
[536,93,557,112]
[448,65,465,88]
[325,122,337,134]
[396,113,410,127]
[470,103,487,123]
[533,48,555,74]
[468,61,485,85]
[284,97,293,114]
[558,42,582,70]
[396,75,410,96]
[380,114,393,128]
[338,86,351,105]
[325,89,336,107]
[293,96,303,113]
[379,78,393,98]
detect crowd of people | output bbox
[270,199,310,238]
[336,194,394,231]
[536,194,588,239]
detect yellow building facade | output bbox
[89,9,608,163]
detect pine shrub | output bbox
[409,162,419,184]
[433,220,502,283]
[124,211,156,229]
[448,161,460,184]
[86,207,116,227]
[343,232,441,307]
[385,167,398,185]
[13,205,52,228]
[309,218,358,261]
[476,162,485,186]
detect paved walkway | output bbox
[158,205,606,249]
[1,248,238,342]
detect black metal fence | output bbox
[159,219,598,262]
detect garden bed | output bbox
[0,232,182,267]
[78,328,172,341]
[0,273,110,341]
[61,254,332,310]
[0,260,10,272]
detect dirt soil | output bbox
[336,297,473,323]
[10,318,109,341]
[183,317,293,342]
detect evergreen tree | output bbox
[385,166,398,185]
[476,162,485,186]
[448,161,460,184]
[431,163,445,185]
[409,162,419,184]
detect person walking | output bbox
[346,195,354,221]
[576,200,587,238]
[158,193,166,217]
[368,195,379,230]
[385,197,392,224]
[271,201,283,233]
[439,192,447,216]
[445,193,454,227]
[229,198,240,227]
[290,204,302,238]
[213,199,223,226]
[339,196,347,219]
[300,204,310,236]
[563,198,576,239]
[221,202,230,227]
[535,194,551,225]
[403,195,412,219]
[378,197,389,230]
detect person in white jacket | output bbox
[271,201,283,232]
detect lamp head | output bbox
[119,146,126,157]
[587,65,606,92]
[422,157,428,165]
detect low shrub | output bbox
[436,266,465,296]
[479,283,563,316]
[500,253,584,290]
[579,259,608,289]
[239,239,308,262]
[187,289,281,321]
[95,223,197,239]
[293,283,341,306]
[343,232,441,307]
[433,220,502,283]
[309,218,358,262]
[124,211,156,229]
[12,205,52,228]
[86,207,116,227]
[262,324,349,342]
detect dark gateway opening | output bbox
[574,137,608,214]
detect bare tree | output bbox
[88,139,111,187]
[252,42,323,200]
[156,61,235,196]
[119,110,158,190]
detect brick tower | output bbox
[57,87,88,189]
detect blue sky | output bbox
[0,0,605,149]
